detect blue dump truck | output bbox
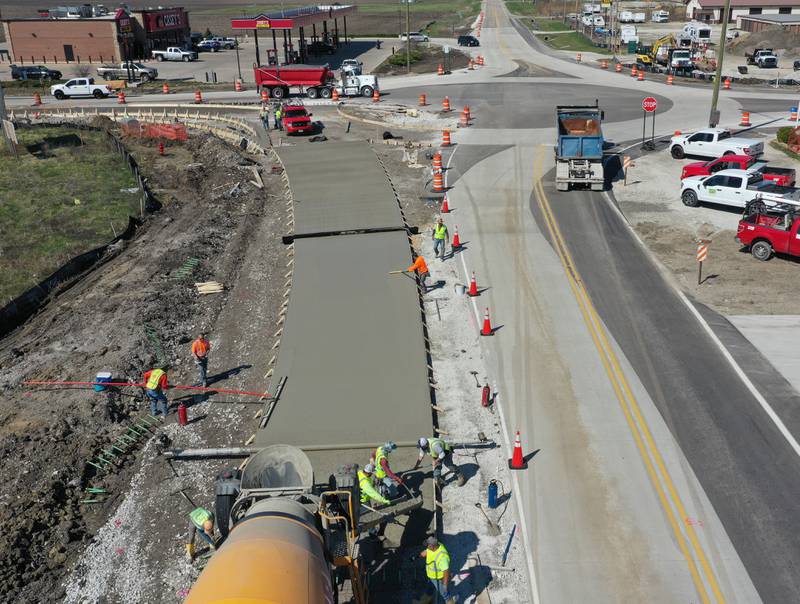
[555,102,605,191]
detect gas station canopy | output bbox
[231,5,357,31]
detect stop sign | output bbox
[642,97,658,112]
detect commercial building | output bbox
[2,6,190,64]
[685,0,800,23]
[737,12,800,30]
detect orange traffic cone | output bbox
[433,171,444,192]
[261,88,269,102]
[481,307,493,336]
[235,79,243,92]
[419,93,427,106]
[194,90,203,104]
[452,226,461,249]
[463,105,471,121]
[631,65,637,77]
[468,58,474,70]
[460,111,470,128]
[432,152,443,173]
[724,78,731,90]
[162,82,169,94]
[478,55,484,66]
[576,53,582,63]
[33,92,42,106]
[601,59,608,69]
[467,272,478,296]
[443,96,451,112]
[332,88,340,101]
[441,195,450,213]
[442,129,451,147]
[159,141,165,156]
[372,88,380,102]
[117,91,126,104]
[637,71,644,81]
[740,111,751,127]
[615,62,622,73]
[667,74,674,85]
[508,431,528,469]
[437,64,445,76]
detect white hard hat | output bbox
[418,437,428,449]
[364,463,375,474]
[385,441,397,452]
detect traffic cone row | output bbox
[631,65,638,78]
[467,272,478,296]
[481,307,492,336]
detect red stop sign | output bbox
[642,97,658,112]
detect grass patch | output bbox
[504,1,540,16]
[528,20,611,54]
[531,18,572,32]
[0,126,139,301]
[375,43,469,75]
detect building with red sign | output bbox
[2,6,191,64]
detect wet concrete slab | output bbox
[277,141,407,236]
[257,230,431,449]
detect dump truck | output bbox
[555,102,605,191]
[184,444,423,603]
[254,64,378,99]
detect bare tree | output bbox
[75,64,92,77]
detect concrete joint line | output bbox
[268,355,276,366]
[271,339,281,350]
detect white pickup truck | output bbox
[680,169,800,209]
[151,47,197,62]
[670,128,763,159]
[50,77,112,100]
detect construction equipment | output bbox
[555,101,605,191]
[185,444,423,603]
[636,33,676,68]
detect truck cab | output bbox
[737,208,800,261]
[281,104,315,135]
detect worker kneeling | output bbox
[186,507,216,561]
[358,463,390,507]
[414,437,465,489]
[372,441,404,499]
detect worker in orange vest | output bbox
[404,254,430,293]
[143,368,169,418]
[191,332,211,387]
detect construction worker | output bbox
[414,437,465,488]
[403,253,430,293]
[420,536,453,604]
[432,217,450,261]
[191,332,211,387]
[186,507,216,561]
[372,441,404,498]
[143,367,169,418]
[274,105,283,131]
[357,463,390,506]
[258,105,269,130]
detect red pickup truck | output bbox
[736,210,800,260]
[681,154,796,186]
[281,104,315,135]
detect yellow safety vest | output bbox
[357,470,372,504]
[426,544,450,580]
[374,446,388,480]
[427,438,450,459]
[189,507,212,529]
[434,224,448,240]
[146,369,165,390]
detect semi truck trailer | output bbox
[254,64,378,99]
[555,102,605,191]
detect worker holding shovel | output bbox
[390,253,430,293]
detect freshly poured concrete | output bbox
[257,231,431,448]
[277,142,407,236]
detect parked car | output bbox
[281,104,315,135]
[11,64,62,80]
[197,39,221,52]
[726,28,741,41]
[97,62,158,81]
[399,32,429,42]
[736,206,800,260]
[151,47,197,62]
[670,128,764,159]
[681,154,796,186]
[50,77,112,100]
[340,58,363,75]
[680,169,800,209]
[651,10,669,22]
[211,36,237,49]
[458,35,480,47]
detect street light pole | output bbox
[708,0,732,127]
[406,0,411,73]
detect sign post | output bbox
[641,96,657,151]
[697,240,710,285]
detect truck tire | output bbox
[670,145,685,159]
[306,87,319,99]
[183,55,190,62]
[53,90,66,100]
[271,86,286,99]
[157,55,164,62]
[320,87,333,99]
[751,240,773,261]
[360,85,374,98]
[92,89,104,99]
[681,189,699,207]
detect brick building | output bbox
[2,6,190,64]
[685,0,800,23]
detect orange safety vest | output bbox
[192,338,210,357]
[407,256,429,275]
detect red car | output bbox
[736,209,800,260]
[281,104,315,135]
[681,154,796,186]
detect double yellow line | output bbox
[531,146,725,604]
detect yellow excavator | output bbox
[636,33,676,67]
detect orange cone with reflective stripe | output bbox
[432,152,443,173]
[442,129,451,146]
[452,226,461,249]
[332,88,340,101]
[615,62,622,73]
[509,431,528,469]
[740,111,751,127]
[441,195,450,213]
[437,64,445,76]
[419,93,427,106]
[194,90,202,104]
[372,88,380,102]
[667,74,674,85]
[443,96,451,112]
[481,307,493,336]
[637,71,644,81]
[162,82,169,94]
[724,78,731,90]
[467,272,478,296]
[235,79,243,92]
[117,91,126,104]
[433,171,444,192]
[261,88,269,102]
[33,92,43,106]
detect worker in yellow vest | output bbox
[414,437,465,489]
[432,217,450,261]
[372,441,404,498]
[420,536,453,604]
[143,367,169,418]
[186,507,216,561]
[357,463,390,506]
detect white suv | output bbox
[399,32,429,42]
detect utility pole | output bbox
[405,0,411,73]
[0,81,16,156]
[708,0,731,127]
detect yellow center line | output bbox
[531,146,726,604]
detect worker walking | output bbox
[357,463,390,506]
[403,253,430,293]
[259,105,269,130]
[191,332,211,388]
[414,437,465,488]
[274,106,283,131]
[421,536,453,604]
[372,441,404,498]
[432,217,450,261]
[143,367,169,418]
[186,507,216,561]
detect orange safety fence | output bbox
[121,121,189,141]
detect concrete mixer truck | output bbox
[184,444,423,604]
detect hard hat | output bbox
[426,535,439,548]
[385,441,397,452]
[418,437,428,449]
[364,463,375,474]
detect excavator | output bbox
[184,444,423,603]
[636,33,676,68]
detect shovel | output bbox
[475,502,501,536]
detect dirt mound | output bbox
[728,26,800,58]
